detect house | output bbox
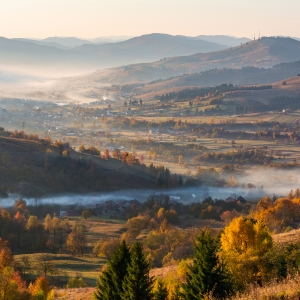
[225,196,236,202]
[66,130,75,136]
[60,210,80,217]
[237,196,247,203]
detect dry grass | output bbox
[231,276,300,300]
[55,287,95,300]
[273,228,300,244]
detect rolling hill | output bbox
[133,60,300,96]
[75,37,300,85]
[0,136,156,198]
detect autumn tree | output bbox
[152,152,157,161]
[103,149,110,160]
[0,267,30,300]
[66,223,86,256]
[28,276,53,300]
[68,277,87,288]
[79,144,86,153]
[112,149,121,159]
[178,155,183,165]
[153,278,168,300]
[82,210,91,220]
[220,217,273,287]
[0,238,13,269]
[93,238,120,259]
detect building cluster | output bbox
[59,199,141,218]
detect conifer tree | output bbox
[94,240,131,300]
[182,229,233,300]
[153,278,168,300]
[122,242,153,300]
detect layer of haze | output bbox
[1,0,299,39]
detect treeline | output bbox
[0,199,87,255]
[156,83,272,102]
[268,94,300,110]
[190,126,298,144]
[193,148,272,165]
[157,84,235,101]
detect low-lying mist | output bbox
[0,168,298,208]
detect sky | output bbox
[1,0,299,39]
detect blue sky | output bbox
[1,0,299,39]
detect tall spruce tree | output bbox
[94,240,131,300]
[182,229,233,300]
[122,242,153,300]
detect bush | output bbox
[67,277,87,288]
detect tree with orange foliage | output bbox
[112,149,121,159]
[103,149,110,160]
[14,198,27,213]
[13,211,26,224]
[28,276,52,300]
[253,194,300,231]
[121,151,129,161]
[0,267,31,300]
[0,238,13,269]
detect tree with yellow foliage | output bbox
[253,195,300,231]
[28,276,54,300]
[220,217,273,288]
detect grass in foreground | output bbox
[231,276,300,300]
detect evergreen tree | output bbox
[182,229,233,300]
[94,240,131,300]
[153,278,168,300]
[122,242,153,300]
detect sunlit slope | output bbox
[75,37,300,84]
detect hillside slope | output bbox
[75,37,300,84]
[134,60,300,95]
[0,136,156,198]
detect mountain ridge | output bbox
[76,37,300,85]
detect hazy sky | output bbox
[1,0,299,39]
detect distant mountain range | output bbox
[79,37,300,84]
[195,35,250,47]
[13,34,250,49]
[70,33,227,63]
[0,33,231,76]
[1,34,300,80]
